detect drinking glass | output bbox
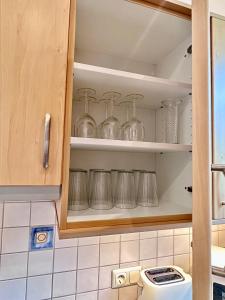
[161,99,181,144]
[132,169,145,200]
[111,169,125,202]
[120,101,132,140]
[90,170,113,210]
[68,169,89,211]
[115,171,136,209]
[121,94,145,141]
[100,91,121,139]
[137,171,158,207]
[89,168,104,200]
[75,88,97,138]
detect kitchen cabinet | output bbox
[57,0,194,235]
[0,0,71,190]
[0,0,211,299]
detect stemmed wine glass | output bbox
[121,94,145,141]
[120,100,132,140]
[99,91,121,140]
[75,88,97,138]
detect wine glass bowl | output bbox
[74,88,98,138]
[121,94,145,141]
[99,91,121,140]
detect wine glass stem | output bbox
[132,100,136,118]
[84,96,89,114]
[109,99,114,116]
[105,102,109,119]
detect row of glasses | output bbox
[68,169,158,211]
[74,88,145,141]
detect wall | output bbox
[0,200,196,300]
[171,0,225,17]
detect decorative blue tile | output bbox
[30,226,54,251]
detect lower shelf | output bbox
[67,201,192,223]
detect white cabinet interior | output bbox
[68,0,192,224]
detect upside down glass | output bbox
[75,88,97,138]
[68,169,89,211]
[90,170,113,210]
[121,94,145,141]
[137,171,158,207]
[100,91,121,139]
[115,171,136,209]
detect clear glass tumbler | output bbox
[111,169,125,202]
[89,169,104,200]
[137,171,158,207]
[132,169,144,200]
[161,99,181,144]
[90,170,113,210]
[115,171,136,209]
[68,169,89,211]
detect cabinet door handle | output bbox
[43,113,51,169]
[211,164,225,174]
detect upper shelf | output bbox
[70,137,192,153]
[73,63,192,107]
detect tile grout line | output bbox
[0,201,5,285]
[50,209,57,299]
[97,237,101,300]
[75,233,79,299]
[25,201,32,300]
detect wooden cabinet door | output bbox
[0,0,71,185]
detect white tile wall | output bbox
[27,274,52,300]
[2,227,29,253]
[0,200,218,300]
[54,247,77,272]
[28,250,53,276]
[52,271,76,298]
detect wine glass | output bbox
[121,94,145,141]
[75,88,97,138]
[120,100,132,140]
[97,98,110,138]
[100,91,121,140]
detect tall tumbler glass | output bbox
[111,169,125,202]
[90,170,113,210]
[132,170,144,200]
[137,171,158,207]
[161,99,181,144]
[68,169,89,211]
[115,171,136,209]
[89,169,104,201]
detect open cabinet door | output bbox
[192,0,212,300]
[0,0,71,186]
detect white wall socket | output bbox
[111,266,142,288]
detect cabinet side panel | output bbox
[192,0,211,299]
[0,0,70,185]
[57,0,76,229]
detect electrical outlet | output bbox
[112,266,141,288]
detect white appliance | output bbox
[138,266,192,300]
[212,246,225,299]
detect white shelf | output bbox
[67,201,192,222]
[73,63,192,107]
[70,137,192,153]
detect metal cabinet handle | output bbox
[211,164,225,174]
[212,164,225,206]
[43,113,51,169]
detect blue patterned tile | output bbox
[30,226,54,251]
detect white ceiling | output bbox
[76,0,191,64]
